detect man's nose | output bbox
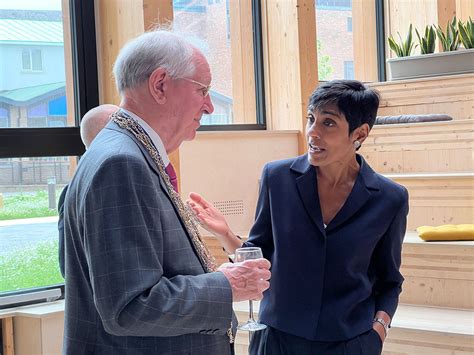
[203,94,214,114]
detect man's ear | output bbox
[149,68,168,104]
[354,123,370,145]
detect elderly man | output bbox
[58,104,118,277]
[62,30,271,354]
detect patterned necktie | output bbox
[165,163,178,192]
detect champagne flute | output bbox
[234,247,267,331]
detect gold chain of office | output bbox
[112,111,218,274]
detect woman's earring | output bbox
[354,140,361,149]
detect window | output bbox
[344,60,354,79]
[0,107,8,128]
[315,0,379,82]
[173,0,265,129]
[0,1,98,307]
[173,0,207,13]
[316,0,352,10]
[22,49,43,71]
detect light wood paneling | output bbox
[361,120,474,174]
[296,0,318,154]
[385,0,438,58]
[437,0,456,29]
[95,0,145,104]
[263,0,317,154]
[1,318,14,355]
[456,0,474,22]
[14,317,41,355]
[180,131,299,237]
[141,0,183,190]
[369,74,474,120]
[383,327,474,354]
[229,0,257,124]
[387,173,474,230]
[401,233,474,309]
[353,0,378,82]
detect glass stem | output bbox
[249,300,256,322]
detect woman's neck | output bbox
[316,155,360,188]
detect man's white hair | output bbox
[113,29,196,93]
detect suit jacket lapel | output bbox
[107,122,173,201]
[326,155,380,233]
[291,156,326,236]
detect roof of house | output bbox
[0,19,63,44]
[0,82,65,105]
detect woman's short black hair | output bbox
[308,80,380,134]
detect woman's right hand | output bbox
[187,192,232,239]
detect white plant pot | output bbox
[387,48,474,80]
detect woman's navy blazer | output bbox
[243,154,409,342]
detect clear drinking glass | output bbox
[234,247,267,331]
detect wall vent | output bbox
[213,200,244,216]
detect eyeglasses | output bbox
[180,77,211,97]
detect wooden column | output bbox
[262,0,317,154]
[438,0,456,27]
[353,0,378,82]
[62,0,78,176]
[95,0,144,105]
[1,318,14,355]
[296,0,318,155]
[229,0,256,124]
[437,0,456,51]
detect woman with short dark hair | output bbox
[188,79,409,355]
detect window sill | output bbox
[0,300,64,319]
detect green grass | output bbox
[0,190,61,221]
[0,239,63,293]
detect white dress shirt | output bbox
[121,108,170,167]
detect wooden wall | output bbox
[360,119,474,174]
[369,74,474,119]
[456,0,474,21]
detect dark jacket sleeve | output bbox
[372,187,409,319]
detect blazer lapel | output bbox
[107,121,173,200]
[291,156,326,236]
[326,155,380,233]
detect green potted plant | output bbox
[436,16,460,51]
[458,17,474,49]
[416,25,437,54]
[387,18,474,81]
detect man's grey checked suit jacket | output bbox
[63,121,235,354]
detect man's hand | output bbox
[218,259,271,302]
